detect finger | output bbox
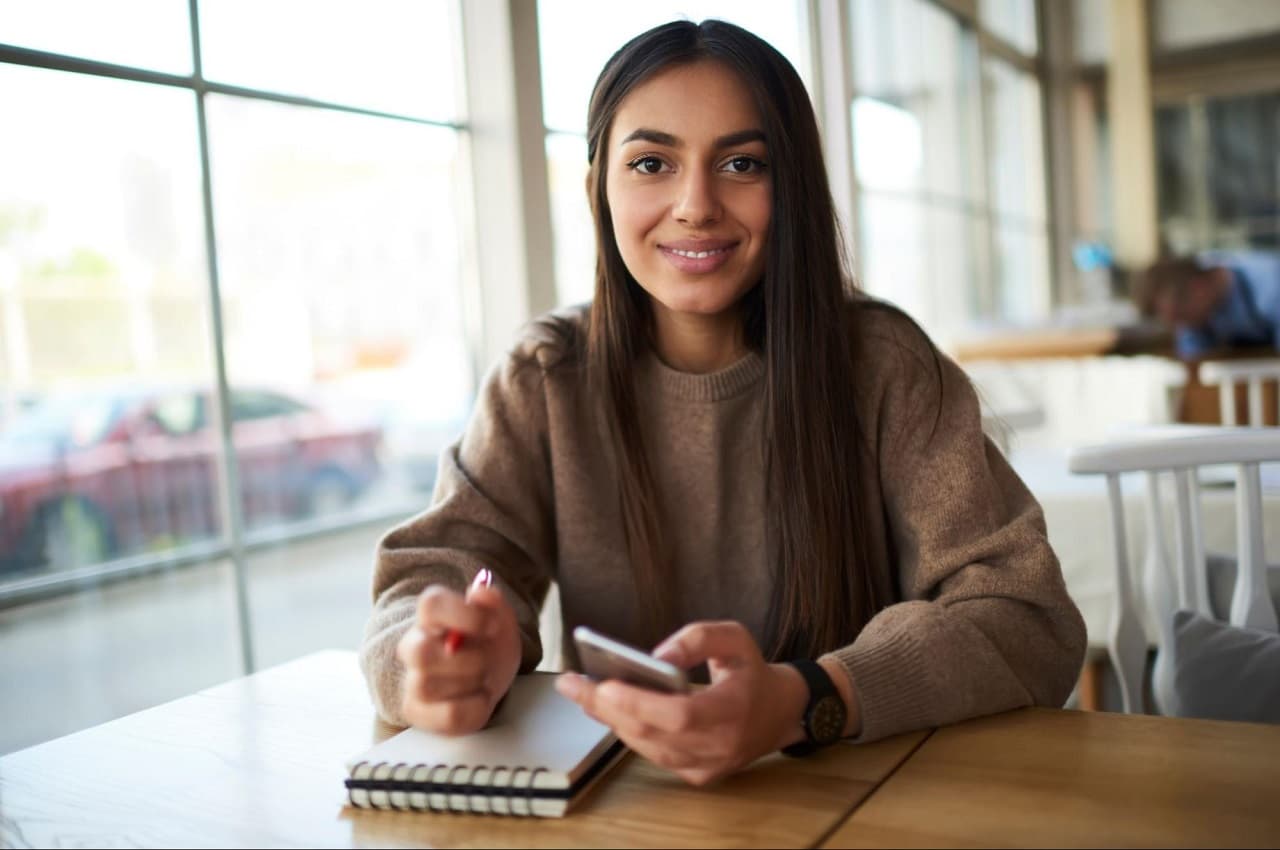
[398,626,491,675]
[397,625,428,669]
[416,585,492,637]
[466,585,516,637]
[674,766,724,788]
[401,690,492,736]
[403,666,486,703]
[556,676,702,770]
[560,675,719,752]
[591,680,707,735]
[652,621,758,671]
[557,673,623,728]
[619,734,701,772]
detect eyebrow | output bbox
[618,128,767,149]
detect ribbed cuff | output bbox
[359,608,415,727]
[829,626,939,743]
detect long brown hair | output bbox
[583,19,888,659]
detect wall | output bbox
[1153,0,1280,52]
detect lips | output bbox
[658,239,739,274]
[659,238,738,256]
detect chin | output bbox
[655,290,742,318]
[650,276,753,318]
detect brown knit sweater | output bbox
[360,302,1086,743]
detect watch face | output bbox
[810,694,846,744]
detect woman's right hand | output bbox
[395,572,522,735]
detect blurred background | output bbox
[1,0,1277,751]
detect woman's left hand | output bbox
[554,620,809,786]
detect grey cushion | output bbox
[1169,609,1280,724]
[1205,554,1280,620]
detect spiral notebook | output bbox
[345,673,626,818]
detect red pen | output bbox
[444,568,492,655]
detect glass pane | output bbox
[1157,92,1280,254]
[0,0,192,72]
[984,58,1047,222]
[1205,93,1279,250]
[546,132,595,305]
[993,220,1051,323]
[858,193,981,343]
[0,65,241,753]
[537,0,810,134]
[978,0,1038,55]
[204,95,474,666]
[0,65,216,570]
[850,0,982,202]
[198,0,460,121]
[1,560,243,755]
[1155,102,1200,253]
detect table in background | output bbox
[823,707,1280,848]
[0,650,925,849]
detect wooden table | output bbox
[4,651,1278,848]
[824,707,1280,848]
[950,321,1174,363]
[0,650,925,848]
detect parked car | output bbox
[0,384,383,575]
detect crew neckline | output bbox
[638,348,766,402]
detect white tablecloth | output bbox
[1010,448,1280,647]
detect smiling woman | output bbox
[361,18,1086,789]
[605,61,772,371]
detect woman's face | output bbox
[604,60,771,321]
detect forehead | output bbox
[612,60,762,142]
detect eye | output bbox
[627,155,667,175]
[723,155,766,175]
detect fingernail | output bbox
[555,674,583,699]
[472,568,493,590]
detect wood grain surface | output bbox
[823,707,1280,849]
[0,650,925,849]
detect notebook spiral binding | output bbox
[347,760,550,816]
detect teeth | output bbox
[669,247,729,259]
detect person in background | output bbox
[360,19,1086,787]
[1137,250,1280,358]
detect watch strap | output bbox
[781,658,843,757]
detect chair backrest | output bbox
[1199,359,1280,426]
[1068,426,1280,714]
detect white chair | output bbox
[1199,359,1280,426]
[1068,426,1280,715]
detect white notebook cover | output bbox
[347,673,620,796]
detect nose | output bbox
[672,169,721,227]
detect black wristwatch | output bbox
[781,659,847,757]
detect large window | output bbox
[1157,90,1280,253]
[537,0,812,306]
[849,0,1051,343]
[0,1,472,754]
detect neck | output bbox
[650,303,748,374]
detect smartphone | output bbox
[573,626,690,694]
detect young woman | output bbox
[361,19,1085,786]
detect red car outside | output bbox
[0,385,383,575]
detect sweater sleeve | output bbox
[358,342,558,726]
[827,318,1087,743]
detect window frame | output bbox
[836,0,1059,336]
[0,1,481,674]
